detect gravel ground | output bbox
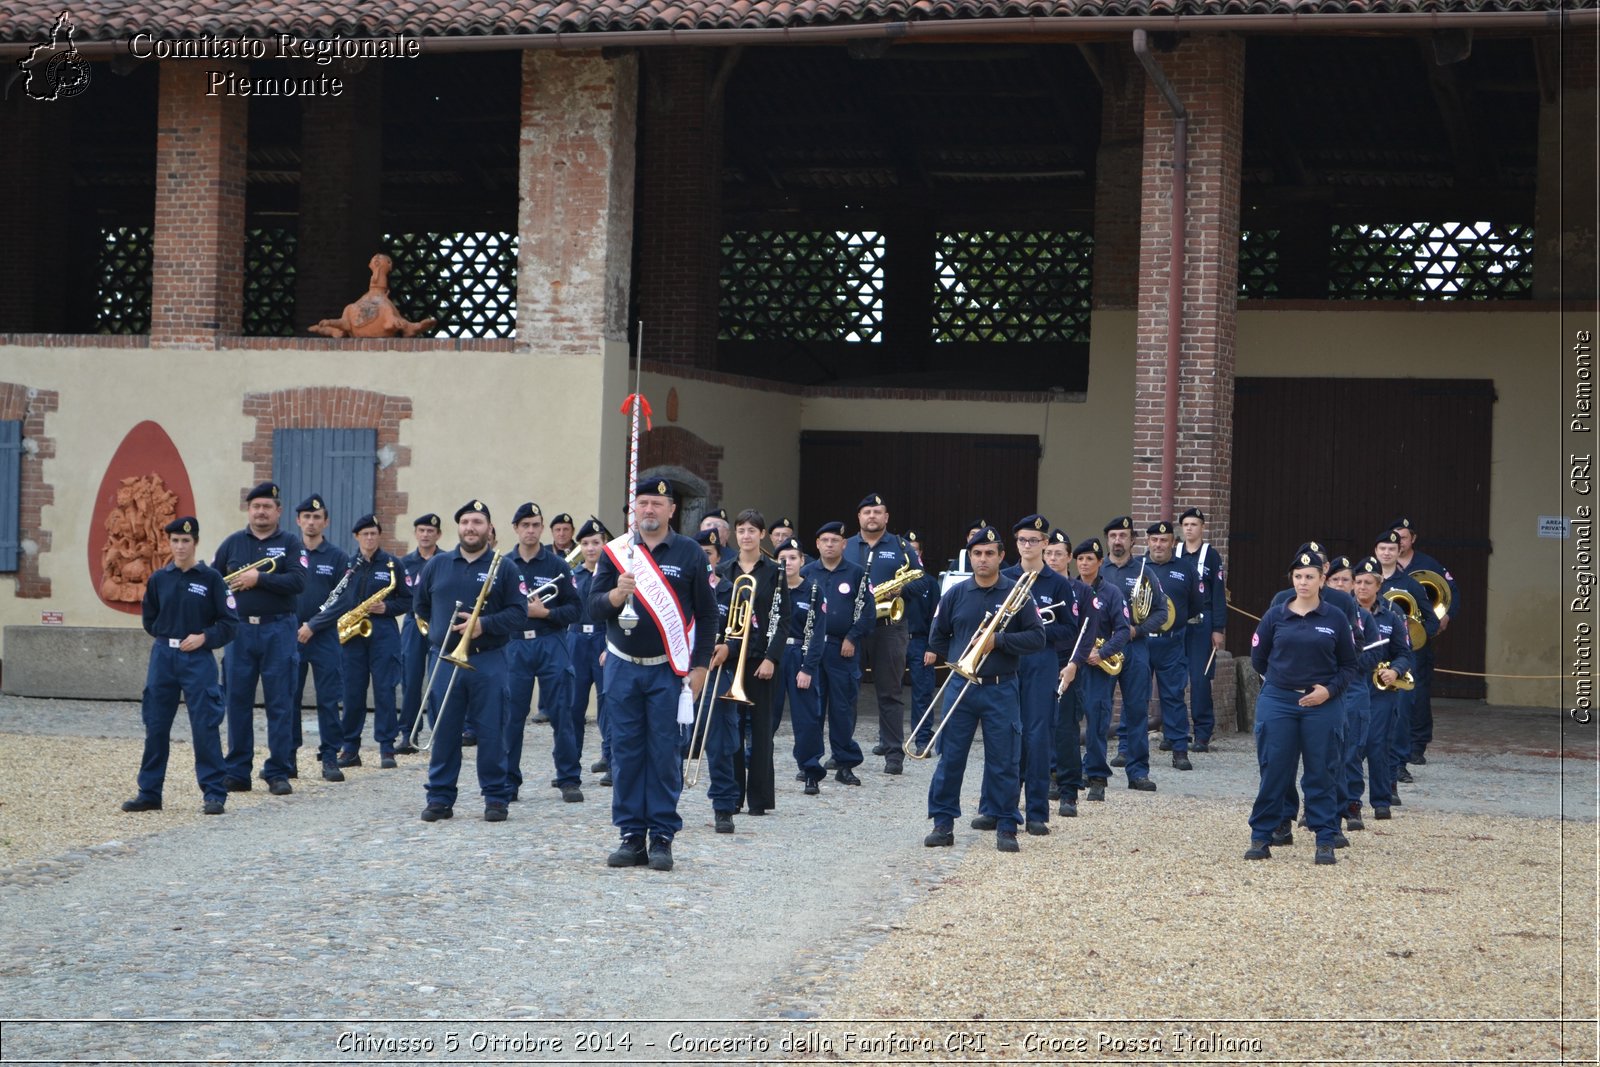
[0,693,1595,1063]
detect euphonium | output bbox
[224,557,277,583]
[1372,660,1416,691]
[1382,587,1427,650]
[1093,637,1125,676]
[337,566,397,644]
[719,574,757,705]
[1410,568,1452,621]
[872,562,925,622]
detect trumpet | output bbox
[905,570,1038,760]
[224,557,277,583]
[527,579,562,605]
[719,574,757,706]
[1372,661,1416,691]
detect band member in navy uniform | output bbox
[589,480,717,872]
[122,517,238,815]
[845,493,917,772]
[1325,555,1372,842]
[997,515,1076,834]
[1069,537,1130,803]
[500,502,582,802]
[922,526,1046,853]
[1174,508,1226,751]
[1374,529,1438,784]
[291,495,347,782]
[774,537,828,792]
[569,517,612,783]
[1100,516,1168,791]
[1392,516,1459,768]
[549,513,577,560]
[1352,556,1413,822]
[308,514,410,770]
[1052,563,1094,817]
[212,481,306,796]
[900,531,942,755]
[1245,550,1358,865]
[1044,528,1074,578]
[1144,522,1199,769]
[699,507,731,548]
[396,513,443,753]
[413,500,526,822]
[802,521,874,785]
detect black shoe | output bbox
[1172,752,1193,771]
[531,715,551,725]
[1244,841,1272,860]
[591,759,609,773]
[1346,813,1365,831]
[1331,832,1350,849]
[1048,782,1061,801]
[794,772,806,781]
[1397,767,1414,783]
[420,804,454,822]
[223,777,251,793]
[647,837,674,871]
[1412,753,1427,766]
[1190,740,1210,753]
[484,803,508,822]
[883,759,903,776]
[1373,806,1392,820]
[1086,785,1105,802]
[871,743,889,756]
[1128,777,1156,792]
[461,734,478,748]
[337,753,362,768]
[1315,844,1337,865]
[201,799,225,815]
[321,760,345,783]
[1025,821,1050,836]
[1157,739,1173,751]
[970,814,998,831]
[824,757,839,770]
[995,831,1020,853]
[599,771,613,787]
[394,743,419,755]
[560,784,585,803]
[714,812,735,834]
[380,754,398,769]
[804,778,820,795]
[834,768,861,786]
[268,778,292,796]
[1271,822,1294,847]
[1058,799,1078,818]
[1110,754,1127,768]
[924,824,954,847]
[121,796,161,812]
[1390,792,1403,806]
[607,836,647,867]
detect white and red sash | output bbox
[604,533,696,677]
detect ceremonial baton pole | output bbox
[618,322,645,633]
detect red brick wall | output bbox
[641,426,724,508]
[0,381,58,598]
[636,50,724,368]
[1132,36,1244,553]
[1091,45,1146,312]
[240,388,413,556]
[151,62,247,348]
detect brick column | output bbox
[1091,45,1144,311]
[1533,33,1598,300]
[1131,35,1244,551]
[635,50,724,369]
[295,65,384,330]
[150,62,246,347]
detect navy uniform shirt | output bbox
[211,526,306,618]
[503,544,581,637]
[294,539,349,623]
[717,555,791,667]
[399,547,442,620]
[413,548,527,655]
[1175,541,1227,632]
[142,561,238,649]
[844,531,918,592]
[1399,549,1461,622]
[1273,584,1362,639]
[1001,564,1078,653]
[307,549,412,636]
[800,557,874,644]
[1070,575,1131,666]
[1101,555,1170,638]
[1250,598,1359,698]
[569,565,602,640]
[899,569,942,641]
[587,532,718,669]
[780,576,826,674]
[1144,553,1199,636]
[1358,597,1414,678]
[929,574,1047,678]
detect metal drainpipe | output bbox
[1132,28,1186,522]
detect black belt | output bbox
[965,672,1017,686]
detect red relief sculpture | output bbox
[308,253,439,338]
[90,421,196,615]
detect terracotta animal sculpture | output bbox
[309,253,438,338]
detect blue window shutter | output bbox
[0,421,20,573]
[272,428,377,555]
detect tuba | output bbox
[872,562,926,622]
[1410,569,1452,622]
[719,573,757,706]
[1382,587,1427,650]
[337,565,397,644]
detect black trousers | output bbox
[734,673,776,813]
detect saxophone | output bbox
[872,561,926,622]
[337,563,397,644]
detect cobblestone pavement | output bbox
[0,693,1591,1062]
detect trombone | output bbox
[407,599,460,751]
[223,557,277,583]
[685,574,756,786]
[905,570,1038,760]
[683,663,724,788]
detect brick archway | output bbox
[241,388,412,555]
[641,426,723,512]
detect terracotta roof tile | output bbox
[0,0,1585,43]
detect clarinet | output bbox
[851,557,871,630]
[764,579,784,654]
[316,562,356,616]
[800,578,818,660]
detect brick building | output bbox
[0,1,1595,711]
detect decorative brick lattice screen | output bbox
[932,230,1093,343]
[244,228,298,336]
[1327,221,1534,300]
[95,226,153,334]
[1238,228,1282,300]
[383,231,518,338]
[719,231,887,344]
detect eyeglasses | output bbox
[1015,536,1045,546]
